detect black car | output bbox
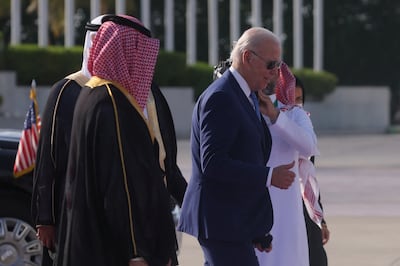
[0,129,42,265]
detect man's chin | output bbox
[263,82,276,95]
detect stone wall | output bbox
[305,86,390,134]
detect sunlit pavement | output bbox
[2,116,399,266]
[176,133,400,266]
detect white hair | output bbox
[230,27,280,64]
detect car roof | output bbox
[0,129,22,141]
[0,129,22,150]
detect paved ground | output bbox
[2,116,399,265]
[176,133,400,266]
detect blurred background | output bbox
[0,1,399,266]
[0,0,400,134]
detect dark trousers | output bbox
[303,201,328,266]
[41,247,54,266]
[198,237,259,266]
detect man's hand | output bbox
[321,223,330,245]
[255,242,272,253]
[129,258,171,266]
[258,90,279,122]
[254,234,273,253]
[129,258,148,266]
[271,161,295,189]
[36,225,55,250]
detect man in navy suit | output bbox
[178,27,296,265]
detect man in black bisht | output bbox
[31,15,106,265]
[33,14,187,266]
[58,15,185,266]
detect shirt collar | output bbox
[229,66,252,98]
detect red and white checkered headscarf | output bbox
[276,62,296,107]
[88,15,160,110]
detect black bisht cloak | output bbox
[32,73,87,265]
[58,79,178,266]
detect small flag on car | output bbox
[13,80,41,178]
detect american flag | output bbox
[13,80,41,178]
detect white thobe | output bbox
[256,102,319,266]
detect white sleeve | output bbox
[269,107,320,157]
[266,167,273,187]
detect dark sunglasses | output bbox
[249,50,282,70]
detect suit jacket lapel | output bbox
[224,71,272,163]
[225,72,263,131]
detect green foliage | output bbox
[0,45,214,100]
[0,32,4,69]
[183,63,213,99]
[292,68,338,101]
[154,51,187,85]
[0,52,3,71]
[154,52,213,100]
[4,45,82,85]
[1,45,338,102]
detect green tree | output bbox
[323,0,400,123]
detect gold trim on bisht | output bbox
[146,90,167,185]
[86,76,155,142]
[105,83,138,256]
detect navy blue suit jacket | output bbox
[178,70,273,242]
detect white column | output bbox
[230,0,240,47]
[186,0,197,65]
[164,0,174,51]
[208,0,218,65]
[251,0,262,27]
[65,0,74,47]
[90,0,100,19]
[293,0,303,68]
[38,0,49,47]
[273,0,283,40]
[141,0,151,28]
[116,0,126,15]
[313,0,324,71]
[10,0,21,45]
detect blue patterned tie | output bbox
[250,92,261,121]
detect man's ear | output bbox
[243,50,252,64]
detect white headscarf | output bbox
[81,15,107,78]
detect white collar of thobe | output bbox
[269,94,277,103]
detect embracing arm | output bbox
[270,107,319,157]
